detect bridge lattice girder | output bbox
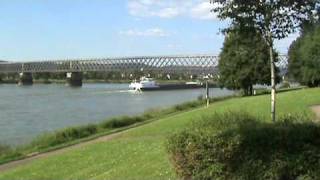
[0,55,288,75]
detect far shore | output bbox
[0,79,215,85]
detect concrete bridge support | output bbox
[18,72,33,85]
[66,72,83,87]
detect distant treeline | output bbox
[0,71,204,82]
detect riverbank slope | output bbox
[0,88,319,179]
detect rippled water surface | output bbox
[0,83,234,145]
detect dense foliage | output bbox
[218,28,277,95]
[288,24,320,87]
[168,112,320,179]
[211,0,318,40]
[32,72,62,80]
[211,0,319,121]
[0,71,199,82]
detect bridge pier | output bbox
[18,72,33,85]
[66,72,83,87]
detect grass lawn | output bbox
[0,88,319,180]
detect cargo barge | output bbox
[129,77,214,91]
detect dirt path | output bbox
[311,105,320,121]
[0,130,126,172]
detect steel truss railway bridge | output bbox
[0,54,288,86]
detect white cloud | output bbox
[119,28,170,37]
[127,0,217,20]
[156,7,181,18]
[127,0,185,18]
[190,2,217,20]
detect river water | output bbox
[0,83,234,146]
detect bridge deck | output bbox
[0,55,288,75]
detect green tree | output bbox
[49,72,66,80]
[0,73,3,82]
[289,23,320,87]
[211,0,318,121]
[219,28,277,96]
[33,72,50,80]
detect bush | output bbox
[174,101,203,111]
[167,112,320,180]
[101,116,146,129]
[31,124,98,148]
[142,108,162,118]
[0,144,11,155]
[280,81,291,89]
[0,144,24,164]
[56,124,97,140]
[209,95,238,103]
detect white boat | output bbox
[185,81,203,85]
[129,77,160,91]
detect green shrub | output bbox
[31,124,98,149]
[167,112,320,180]
[59,124,96,141]
[280,81,291,89]
[142,108,168,119]
[0,144,24,164]
[52,124,98,145]
[174,101,203,111]
[101,116,146,129]
[0,144,10,155]
[254,88,270,95]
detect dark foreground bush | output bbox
[167,112,320,180]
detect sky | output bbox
[0,0,299,62]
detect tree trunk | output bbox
[244,87,249,96]
[268,35,276,122]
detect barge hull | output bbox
[140,84,215,91]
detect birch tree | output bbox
[210,0,319,121]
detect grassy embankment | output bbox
[0,88,319,179]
